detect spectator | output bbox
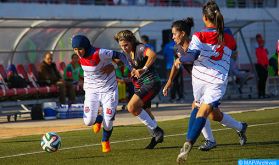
[6,64,28,89]
[229,50,254,92]
[115,65,127,102]
[163,40,175,75]
[163,40,184,102]
[255,34,269,98]
[38,51,76,105]
[63,53,84,87]
[141,35,155,51]
[115,63,135,102]
[268,49,278,77]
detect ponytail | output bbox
[215,10,224,44]
[203,0,224,44]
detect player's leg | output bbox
[210,108,247,146]
[127,81,164,149]
[143,101,156,136]
[177,102,211,164]
[177,83,219,163]
[186,83,205,141]
[187,101,216,151]
[83,91,102,131]
[92,105,103,133]
[100,90,118,153]
[199,119,217,151]
[206,83,248,146]
[143,101,164,149]
[186,101,199,140]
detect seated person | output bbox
[63,53,84,88]
[229,50,254,92]
[6,64,28,89]
[38,51,76,105]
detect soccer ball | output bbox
[41,132,61,153]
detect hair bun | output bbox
[184,17,194,28]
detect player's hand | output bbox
[100,64,115,75]
[163,80,172,96]
[174,58,181,69]
[131,68,141,78]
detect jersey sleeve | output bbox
[99,48,114,60]
[179,34,201,63]
[137,44,148,57]
[99,48,132,71]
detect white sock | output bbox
[220,113,242,131]
[153,118,157,125]
[137,109,158,130]
[201,119,215,142]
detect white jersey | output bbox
[188,28,236,85]
[80,48,117,93]
[186,27,236,104]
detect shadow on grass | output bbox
[216,140,279,148]
[126,145,182,151]
[68,155,105,160]
[116,125,145,128]
[1,139,39,143]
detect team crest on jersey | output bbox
[106,108,112,115]
[84,106,90,113]
[134,61,138,66]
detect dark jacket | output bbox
[38,61,61,86]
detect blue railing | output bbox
[0,0,277,8]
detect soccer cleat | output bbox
[176,141,192,164]
[238,122,248,146]
[154,126,164,143]
[145,126,164,149]
[198,140,217,151]
[92,123,101,134]
[101,141,111,153]
[145,137,157,149]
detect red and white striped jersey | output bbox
[189,27,236,84]
[79,48,117,93]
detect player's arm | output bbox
[99,48,131,70]
[112,51,132,71]
[135,48,156,77]
[99,49,132,75]
[179,34,201,64]
[163,58,180,96]
[143,48,156,70]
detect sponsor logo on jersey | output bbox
[84,106,90,113]
[106,108,112,115]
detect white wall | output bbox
[0,3,278,64]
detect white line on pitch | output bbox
[0,121,279,159]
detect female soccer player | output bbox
[163,17,218,151]
[163,1,247,163]
[72,35,131,153]
[114,30,164,149]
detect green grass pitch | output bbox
[0,109,279,165]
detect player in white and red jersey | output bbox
[164,17,248,153]
[72,35,131,153]
[162,1,248,163]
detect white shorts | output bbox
[192,81,227,105]
[83,89,118,126]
